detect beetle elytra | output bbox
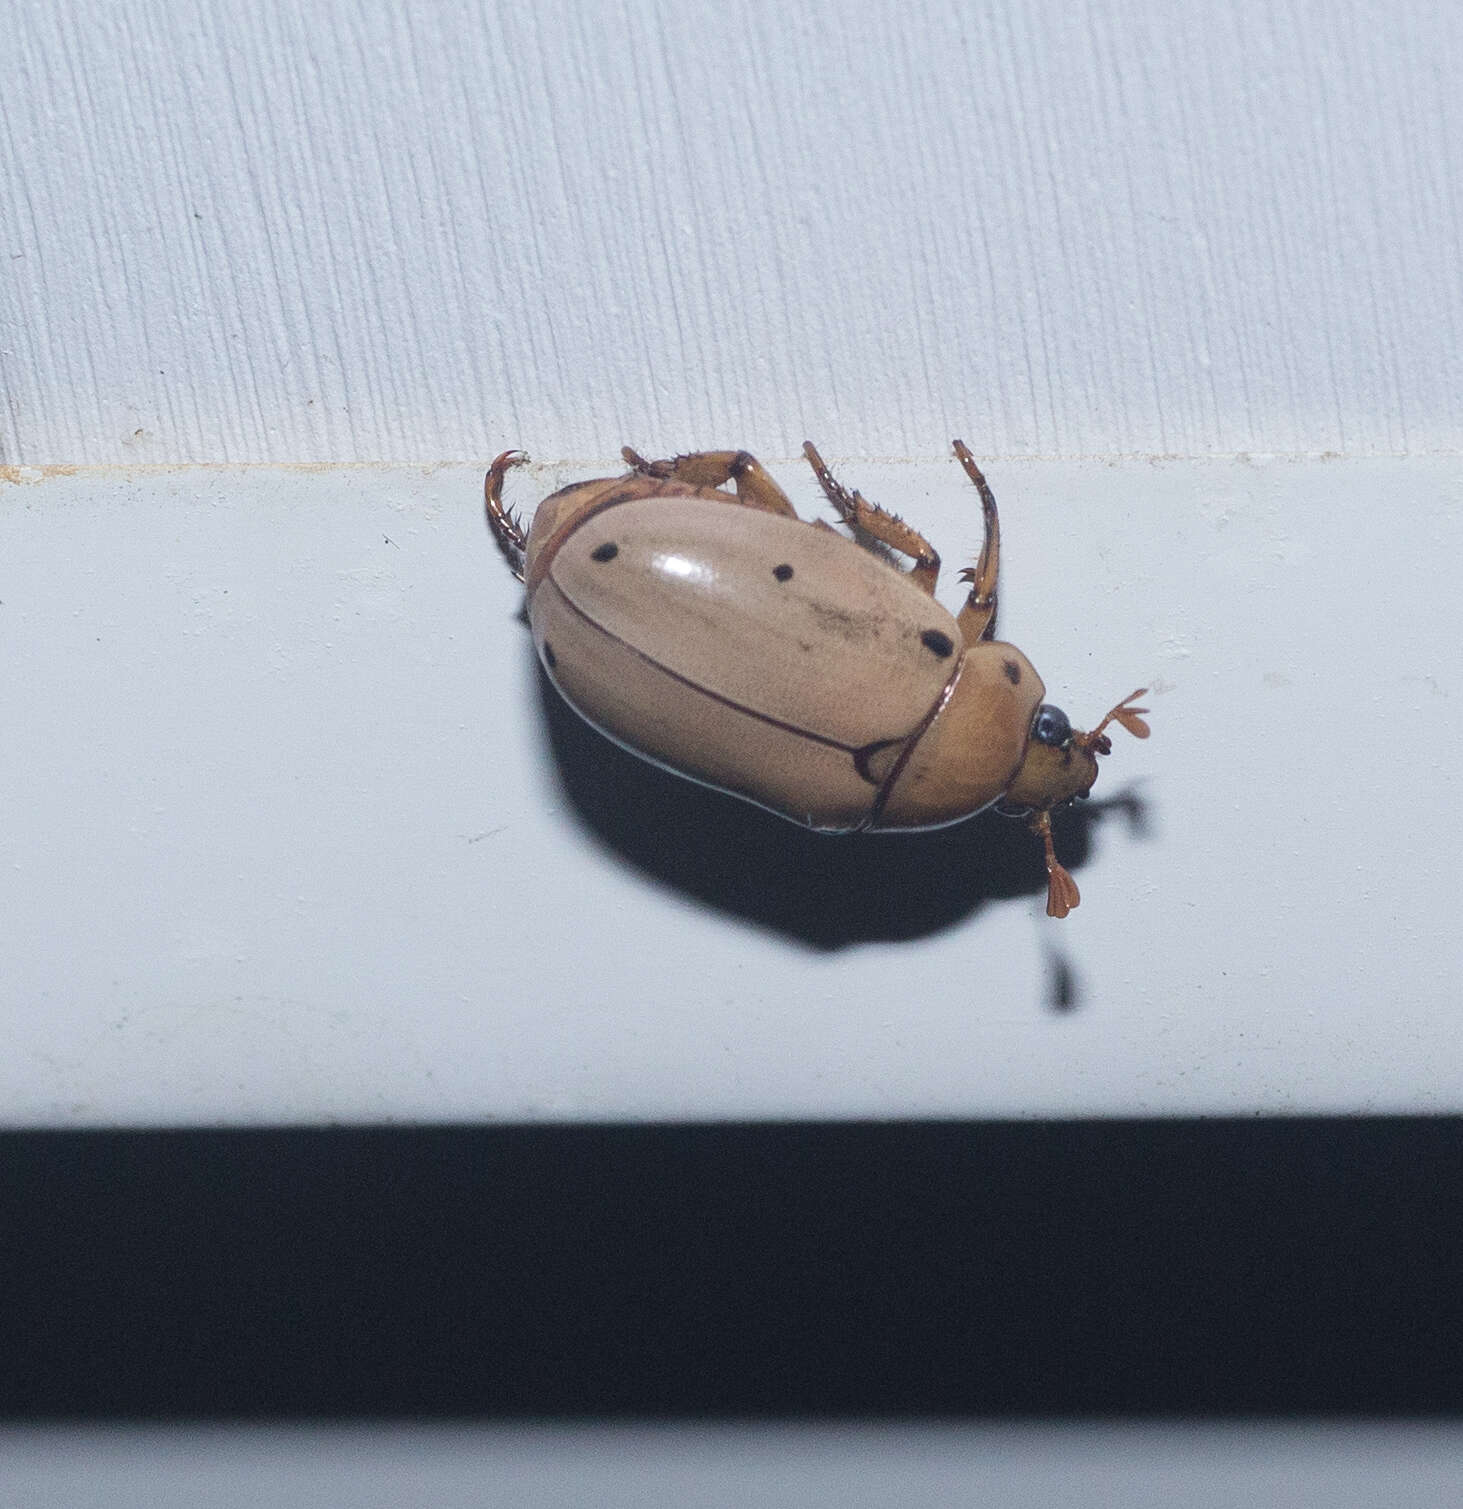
[484,442,1149,918]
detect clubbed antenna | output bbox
[1076,689,1151,757]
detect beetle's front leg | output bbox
[485,449,529,582]
[1029,808,1081,919]
[801,442,941,596]
[621,447,799,518]
[951,440,1000,642]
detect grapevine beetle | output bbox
[484,442,1149,917]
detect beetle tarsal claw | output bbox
[621,446,671,476]
[486,448,529,482]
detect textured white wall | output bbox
[4,0,1462,1129]
[5,0,1461,465]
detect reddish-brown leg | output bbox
[951,440,1001,642]
[801,441,941,596]
[485,450,529,582]
[621,447,799,517]
[1029,809,1081,919]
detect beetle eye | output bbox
[1031,704,1072,747]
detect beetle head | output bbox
[1002,689,1150,918]
[1006,689,1150,809]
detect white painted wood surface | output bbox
[4,1,1462,1130]
[4,456,1460,1127]
[5,0,1462,465]
[6,1422,1463,1508]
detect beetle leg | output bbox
[1029,808,1081,919]
[801,442,941,595]
[485,450,530,583]
[951,440,1001,641]
[620,447,799,518]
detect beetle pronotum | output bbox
[484,442,1148,917]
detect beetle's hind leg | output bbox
[485,449,530,582]
[621,446,798,518]
[802,442,940,595]
[951,440,1000,641]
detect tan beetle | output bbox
[484,442,1149,917]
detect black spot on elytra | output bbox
[1002,658,1021,685]
[921,629,954,658]
[773,563,794,582]
[591,541,619,562]
[543,641,557,669]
